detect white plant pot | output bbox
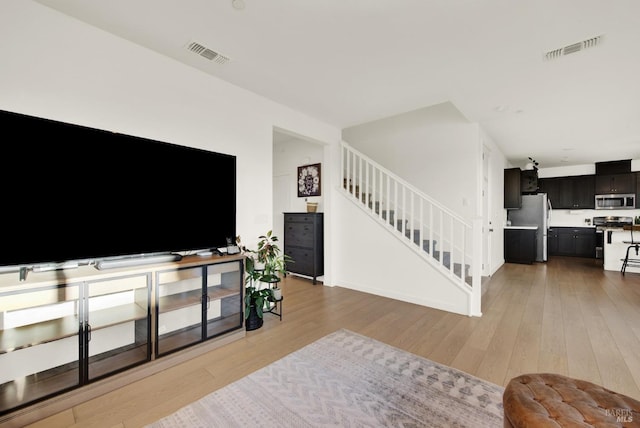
[272,288,282,300]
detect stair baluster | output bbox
[340,141,481,317]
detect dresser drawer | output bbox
[285,222,315,247]
[285,247,315,275]
[284,213,317,224]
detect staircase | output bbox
[341,141,482,316]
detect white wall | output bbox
[342,102,479,222]
[273,135,325,211]
[548,208,640,227]
[333,193,471,315]
[0,1,340,256]
[0,1,512,312]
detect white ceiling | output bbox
[36,0,640,168]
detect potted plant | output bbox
[237,231,292,330]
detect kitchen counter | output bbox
[604,229,640,274]
[504,225,538,230]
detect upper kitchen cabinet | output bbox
[538,177,561,206]
[520,169,539,194]
[594,173,635,194]
[594,160,635,195]
[571,175,596,208]
[596,160,631,175]
[539,175,594,209]
[504,168,522,209]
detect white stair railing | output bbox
[340,141,482,316]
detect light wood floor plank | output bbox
[561,277,603,385]
[475,275,530,385]
[578,275,635,389]
[538,268,569,374]
[590,277,640,397]
[428,315,479,366]
[504,266,545,381]
[600,272,640,342]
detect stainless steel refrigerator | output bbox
[508,193,550,262]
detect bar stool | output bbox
[621,227,640,275]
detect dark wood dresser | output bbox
[283,212,324,284]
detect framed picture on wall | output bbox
[297,163,321,197]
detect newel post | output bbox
[469,217,483,317]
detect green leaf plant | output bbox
[237,231,293,319]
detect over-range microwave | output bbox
[595,193,636,210]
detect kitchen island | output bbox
[604,228,640,274]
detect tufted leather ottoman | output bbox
[503,373,640,427]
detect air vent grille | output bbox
[544,35,603,61]
[186,41,230,65]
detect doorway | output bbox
[272,128,327,283]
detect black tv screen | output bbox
[0,109,236,268]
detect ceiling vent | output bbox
[544,35,603,61]
[186,41,230,65]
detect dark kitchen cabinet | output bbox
[539,177,565,207]
[557,233,576,255]
[636,172,640,208]
[284,212,324,284]
[504,228,537,264]
[574,232,597,258]
[595,160,632,175]
[548,227,596,258]
[595,173,635,194]
[572,176,596,208]
[548,228,559,255]
[539,175,594,209]
[504,168,522,209]
[520,170,538,194]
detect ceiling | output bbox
[35,0,640,169]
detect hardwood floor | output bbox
[25,256,640,427]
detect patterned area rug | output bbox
[147,329,505,427]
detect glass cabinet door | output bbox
[205,261,242,339]
[0,283,81,414]
[85,274,151,382]
[156,267,205,356]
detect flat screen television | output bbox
[0,108,236,270]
